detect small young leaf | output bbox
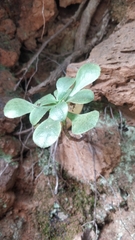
[67,89,94,104]
[33,118,61,148]
[56,77,75,101]
[56,89,72,101]
[56,77,75,94]
[68,110,99,134]
[70,63,100,96]
[35,94,57,106]
[49,102,68,121]
[4,98,34,118]
[29,106,50,125]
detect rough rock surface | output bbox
[59,0,82,8]
[56,122,121,182]
[0,160,18,192]
[98,126,135,239]
[0,136,20,218]
[17,0,58,45]
[0,34,21,67]
[0,136,21,157]
[0,191,15,219]
[0,97,19,135]
[0,7,20,66]
[0,70,20,135]
[90,21,135,110]
[0,19,16,38]
[0,0,58,55]
[0,47,18,68]
[67,20,135,124]
[99,197,135,240]
[0,70,16,96]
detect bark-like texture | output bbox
[28,9,109,95]
[56,123,121,182]
[67,20,135,123]
[74,0,101,50]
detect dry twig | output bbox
[14,0,88,90]
[75,0,101,50]
[28,10,110,95]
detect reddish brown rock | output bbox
[24,36,37,50]
[126,2,135,21]
[0,48,19,67]
[67,20,135,124]
[0,72,20,135]
[0,191,15,218]
[56,123,121,182]
[0,116,18,135]
[0,8,20,67]
[89,21,135,111]
[0,159,18,192]
[0,19,16,38]
[0,7,20,67]
[0,136,21,157]
[17,0,58,44]
[0,70,16,95]
[0,35,20,67]
[59,0,83,8]
[99,185,135,240]
[0,118,18,135]
[0,8,7,20]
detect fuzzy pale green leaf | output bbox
[33,118,61,148]
[49,102,68,121]
[4,98,34,118]
[70,63,100,96]
[68,110,99,134]
[67,89,94,104]
[56,77,75,94]
[54,88,72,101]
[29,106,51,125]
[54,90,58,99]
[56,77,75,100]
[35,94,57,106]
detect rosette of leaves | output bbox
[4,63,100,148]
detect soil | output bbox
[0,0,135,240]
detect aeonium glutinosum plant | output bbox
[4,63,100,148]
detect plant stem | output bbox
[62,121,84,142]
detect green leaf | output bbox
[68,110,99,134]
[33,118,61,148]
[54,88,72,101]
[56,77,75,94]
[54,77,75,101]
[29,106,51,125]
[54,90,58,99]
[4,98,34,118]
[67,89,94,104]
[35,94,57,106]
[70,63,100,96]
[49,102,68,121]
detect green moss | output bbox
[0,33,16,52]
[34,172,96,239]
[99,123,135,194]
[0,149,12,163]
[0,64,7,71]
[36,211,51,238]
[37,148,59,176]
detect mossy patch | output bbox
[33,171,95,239]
